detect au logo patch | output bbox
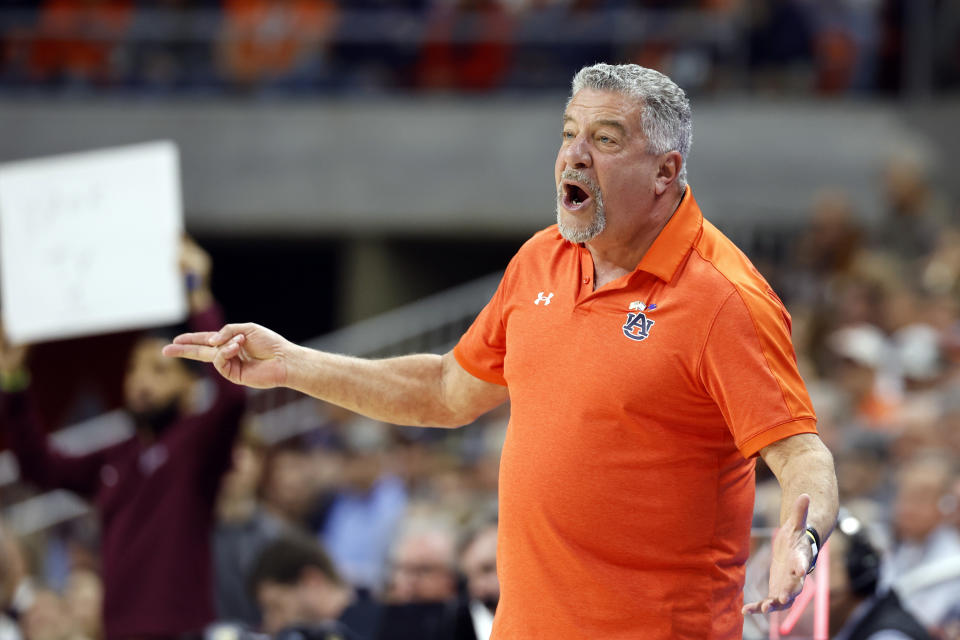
[622,301,656,341]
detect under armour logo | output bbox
[622,311,655,341]
[534,291,554,305]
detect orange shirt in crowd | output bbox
[29,0,133,82]
[454,187,817,639]
[220,0,337,83]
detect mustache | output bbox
[557,169,602,200]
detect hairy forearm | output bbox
[285,347,466,428]
[776,441,839,541]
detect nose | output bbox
[562,134,592,170]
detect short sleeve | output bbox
[698,287,817,458]
[453,262,516,387]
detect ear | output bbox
[655,151,683,195]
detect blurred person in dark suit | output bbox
[830,511,932,640]
[0,238,246,640]
[376,520,458,640]
[441,519,498,640]
[249,533,380,639]
[213,430,287,627]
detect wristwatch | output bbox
[805,526,821,574]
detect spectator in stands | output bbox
[507,0,616,91]
[883,453,960,630]
[26,0,134,86]
[0,238,246,639]
[747,0,815,91]
[385,520,457,605]
[827,323,901,429]
[875,156,953,265]
[327,0,427,91]
[320,417,407,591]
[249,533,381,639]
[442,518,499,640]
[130,0,221,91]
[829,511,932,640]
[416,0,513,91]
[261,439,327,530]
[213,429,287,627]
[218,0,338,90]
[788,189,864,307]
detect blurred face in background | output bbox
[894,462,952,543]
[124,337,195,424]
[388,531,456,604]
[262,448,318,524]
[257,569,343,634]
[460,525,499,613]
[257,579,307,634]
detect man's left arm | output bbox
[742,432,838,614]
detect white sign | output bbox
[0,141,186,345]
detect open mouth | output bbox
[561,181,592,211]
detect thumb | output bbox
[790,493,811,531]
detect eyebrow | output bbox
[595,119,628,135]
[562,115,628,136]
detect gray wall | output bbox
[0,97,952,236]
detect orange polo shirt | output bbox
[454,187,817,639]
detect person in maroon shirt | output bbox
[0,239,246,640]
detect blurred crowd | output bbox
[0,0,958,95]
[746,155,960,638]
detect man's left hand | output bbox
[742,493,813,614]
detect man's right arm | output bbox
[163,323,509,428]
[288,349,508,427]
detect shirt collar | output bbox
[634,185,703,283]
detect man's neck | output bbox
[586,188,685,289]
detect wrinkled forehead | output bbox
[564,88,644,129]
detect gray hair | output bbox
[571,63,693,189]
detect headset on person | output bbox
[837,508,882,598]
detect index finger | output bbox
[162,343,218,362]
[172,331,218,346]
